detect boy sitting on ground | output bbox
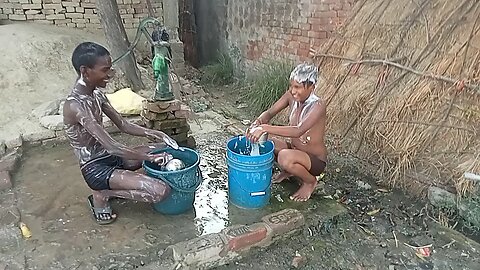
[63,42,177,224]
[247,63,328,202]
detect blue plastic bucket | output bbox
[143,147,202,215]
[226,136,274,209]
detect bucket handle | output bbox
[162,167,203,193]
[231,175,271,197]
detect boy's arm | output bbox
[254,91,291,125]
[69,101,157,161]
[101,98,178,149]
[261,101,325,138]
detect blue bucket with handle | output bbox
[143,147,202,215]
[226,136,274,209]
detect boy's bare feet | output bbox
[272,171,292,184]
[290,181,317,202]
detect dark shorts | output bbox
[80,154,124,190]
[286,141,327,176]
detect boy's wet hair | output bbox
[71,42,110,74]
[289,63,318,86]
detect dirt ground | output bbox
[207,86,480,270]
[1,22,479,270]
[0,22,153,142]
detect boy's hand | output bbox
[247,126,266,143]
[146,130,179,150]
[148,152,174,165]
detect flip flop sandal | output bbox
[87,195,117,225]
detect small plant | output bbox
[242,60,294,114]
[200,53,234,86]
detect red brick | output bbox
[222,224,268,252]
[298,35,310,43]
[297,48,310,58]
[291,28,302,36]
[330,3,343,10]
[311,23,335,32]
[299,23,311,31]
[143,99,181,113]
[308,30,327,39]
[299,42,309,50]
[0,171,12,191]
[311,3,330,12]
[337,10,349,18]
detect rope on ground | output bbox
[311,52,480,93]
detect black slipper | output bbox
[87,195,117,225]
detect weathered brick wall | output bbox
[0,0,163,29]
[225,0,353,72]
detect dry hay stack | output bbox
[313,0,480,196]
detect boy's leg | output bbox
[270,137,292,183]
[92,169,171,208]
[277,149,316,202]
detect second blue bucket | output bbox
[143,147,202,215]
[226,136,274,209]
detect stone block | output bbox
[26,13,45,19]
[143,119,154,129]
[162,126,190,136]
[0,150,21,172]
[22,3,42,9]
[72,18,87,23]
[42,9,55,15]
[46,14,65,20]
[163,233,234,268]
[34,19,53,24]
[65,12,83,19]
[153,119,188,130]
[43,4,62,10]
[140,110,169,121]
[143,99,181,114]
[39,115,65,131]
[0,171,12,191]
[22,129,56,142]
[221,223,269,252]
[4,134,22,150]
[62,1,80,7]
[8,14,26,21]
[65,6,75,12]
[75,7,84,13]
[261,209,305,237]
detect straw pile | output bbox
[312,0,480,196]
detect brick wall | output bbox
[225,0,353,71]
[0,0,163,29]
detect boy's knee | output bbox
[152,182,171,202]
[278,150,293,168]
